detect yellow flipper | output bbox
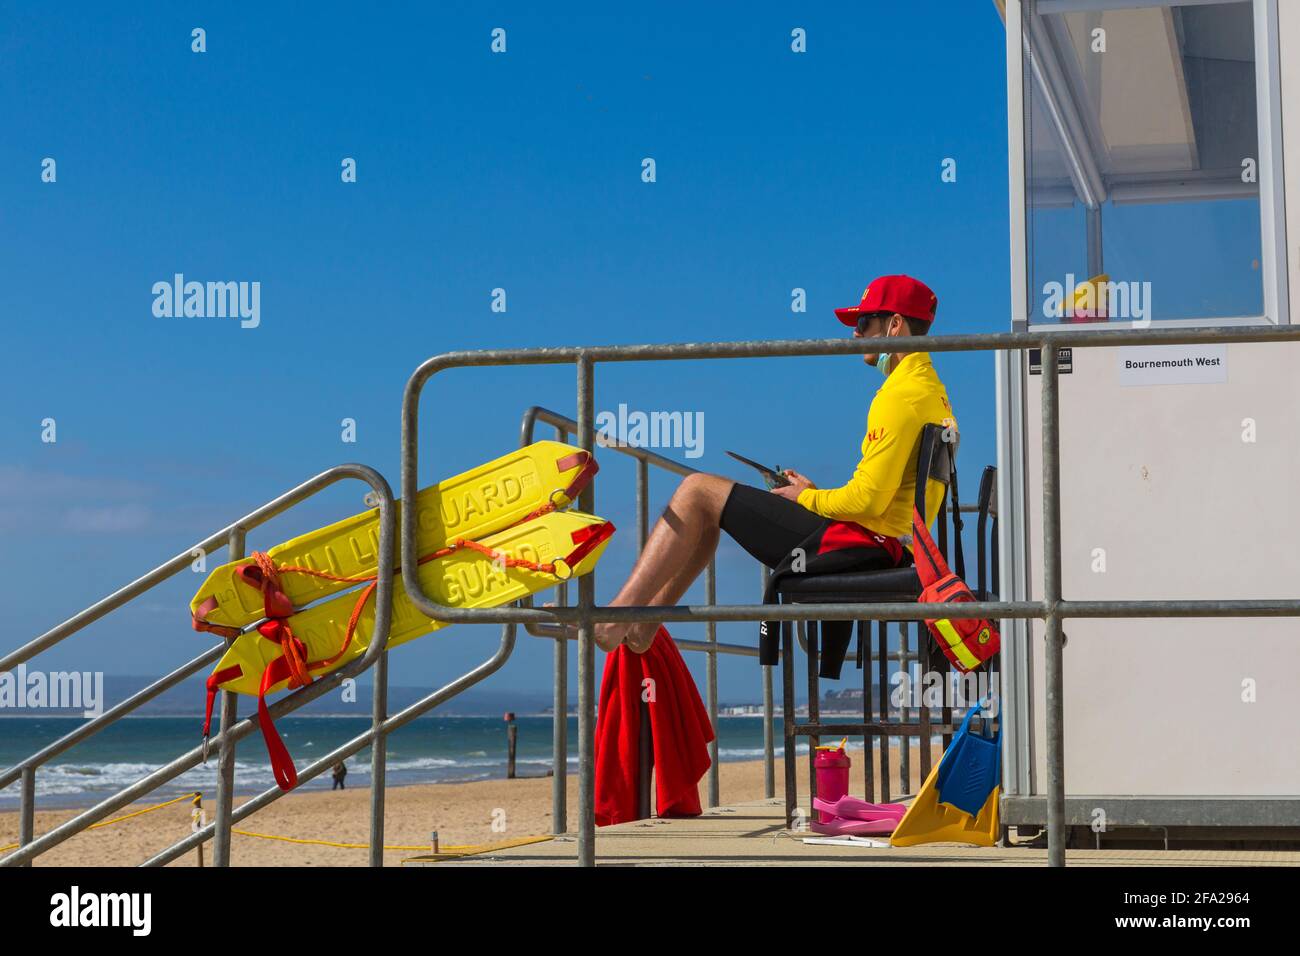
[191,440,593,631]
[212,510,612,697]
[889,763,1000,847]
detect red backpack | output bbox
[911,430,1000,673]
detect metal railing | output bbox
[519,406,776,828]
[1,412,778,867]
[0,464,398,867]
[401,324,1300,867]
[2,465,553,868]
[7,323,1299,869]
[1,416,776,867]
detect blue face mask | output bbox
[874,352,893,376]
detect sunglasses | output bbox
[854,312,895,335]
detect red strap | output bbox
[517,450,599,523]
[556,450,599,503]
[202,664,245,738]
[566,520,615,568]
[257,654,299,791]
[246,579,379,791]
[911,505,952,588]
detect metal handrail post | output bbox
[519,410,587,832]
[636,458,650,543]
[18,769,34,868]
[552,588,568,834]
[370,649,389,867]
[550,419,570,834]
[1040,342,1066,867]
[898,624,911,791]
[212,526,245,868]
[576,354,597,865]
[762,567,774,800]
[637,699,653,819]
[635,454,653,818]
[705,559,719,807]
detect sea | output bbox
[0,714,827,810]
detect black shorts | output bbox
[719,483,833,569]
[719,483,905,573]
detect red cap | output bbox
[834,275,938,327]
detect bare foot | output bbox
[593,625,629,654]
[622,623,658,655]
[542,603,629,652]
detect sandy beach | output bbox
[1,745,941,866]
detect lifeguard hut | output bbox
[996,0,1300,837]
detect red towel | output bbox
[595,626,715,827]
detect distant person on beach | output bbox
[332,761,347,790]
[574,275,956,655]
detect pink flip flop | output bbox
[808,815,898,837]
[813,795,908,821]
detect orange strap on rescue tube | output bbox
[191,596,242,640]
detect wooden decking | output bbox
[404,798,1300,867]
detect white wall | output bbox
[1024,340,1300,795]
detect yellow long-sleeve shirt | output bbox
[797,352,957,538]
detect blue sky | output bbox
[1,2,1011,705]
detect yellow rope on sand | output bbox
[0,791,200,854]
[230,828,433,851]
[228,829,552,854]
[89,791,201,830]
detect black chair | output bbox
[769,423,998,826]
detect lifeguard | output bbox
[581,274,958,654]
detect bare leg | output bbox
[552,473,733,653]
[621,521,720,653]
[605,473,733,651]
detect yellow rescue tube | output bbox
[212,509,613,697]
[191,440,594,632]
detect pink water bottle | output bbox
[813,740,850,823]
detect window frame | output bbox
[1018,0,1290,331]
